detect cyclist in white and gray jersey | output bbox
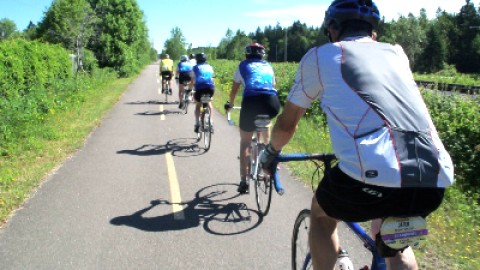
[260,0,454,269]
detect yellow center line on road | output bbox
[159,105,165,120]
[165,152,185,220]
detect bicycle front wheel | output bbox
[292,209,312,270]
[202,106,212,151]
[254,144,273,215]
[183,89,189,114]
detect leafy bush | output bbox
[0,39,116,156]
[422,90,480,195]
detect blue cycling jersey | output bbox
[177,61,193,73]
[234,59,276,97]
[193,63,215,89]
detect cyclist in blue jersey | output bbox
[192,53,216,133]
[225,43,280,194]
[259,0,454,269]
[176,55,194,109]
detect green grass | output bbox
[0,77,133,226]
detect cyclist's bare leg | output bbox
[208,102,213,124]
[161,78,166,91]
[309,196,339,270]
[239,129,254,180]
[260,129,270,144]
[194,102,201,125]
[179,83,185,103]
[371,219,419,270]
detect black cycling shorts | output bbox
[194,87,215,102]
[178,72,193,84]
[316,165,445,222]
[240,94,280,132]
[161,71,173,80]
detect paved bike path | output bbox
[0,63,369,269]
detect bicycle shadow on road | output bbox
[125,100,178,106]
[116,138,208,157]
[110,183,263,235]
[135,108,183,116]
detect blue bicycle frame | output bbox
[271,153,387,270]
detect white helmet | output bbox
[180,55,188,62]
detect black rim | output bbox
[292,209,311,270]
[203,108,211,150]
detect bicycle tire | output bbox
[254,143,273,215]
[292,209,312,270]
[203,106,212,151]
[183,87,190,114]
[164,83,169,102]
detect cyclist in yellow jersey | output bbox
[160,54,174,94]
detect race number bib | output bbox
[380,216,428,249]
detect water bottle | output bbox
[336,249,354,270]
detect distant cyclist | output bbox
[189,53,197,67]
[224,43,280,194]
[176,55,194,109]
[259,0,454,269]
[160,54,174,94]
[192,53,215,133]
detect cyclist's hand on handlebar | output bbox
[259,143,281,172]
[224,101,232,111]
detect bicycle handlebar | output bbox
[270,153,336,195]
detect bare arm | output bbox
[230,81,241,104]
[270,101,307,151]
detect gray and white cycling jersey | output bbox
[288,36,454,188]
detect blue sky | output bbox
[0,0,468,52]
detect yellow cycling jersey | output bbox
[160,59,174,72]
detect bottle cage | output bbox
[376,216,428,257]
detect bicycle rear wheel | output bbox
[183,87,190,114]
[164,83,169,102]
[292,209,312,270]
[202,106,212,151]
[253,144,272,215]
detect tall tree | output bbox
[0,18,18,41]
[452,0,480,73]
[416,24,447,72]
[217,29,234,59]
[89,0,151,76]
[162,27,187,60]
[224,30,251,60]
[35,0,97,71]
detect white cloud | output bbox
[244,0,467,29]
[244,4,329,28]
[377,0,465,21]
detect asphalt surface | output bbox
[0,64,370,269]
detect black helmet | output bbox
[245,43,265,59]
[196,53,207,63]
[190,53,196,59]
[323,0,380,33]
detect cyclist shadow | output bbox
[125,100,178,106]
[136,110,182,116]
[110,183,263,235]
[116,138,209,157]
